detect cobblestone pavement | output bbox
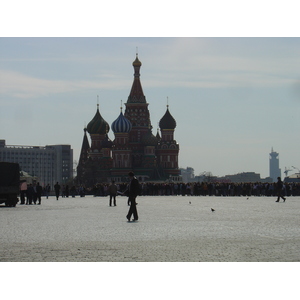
[0,195,299,262]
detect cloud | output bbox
[290,80,300,102]
[1,37,299,100]
[0,70,130,99]
[144,68,292,89]
[142,38,299,89]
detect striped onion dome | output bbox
[111,111,132,133]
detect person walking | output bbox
[70,185,76,197]
[54,182,61,200]
[36,182,43,205]
[108,180,118,206]
[124,172,140,222]
[65,185,69,198]
[275,177,286,202]
[26,183,33,205]
[62,185,66,198]
[19,180,27,205]
[45,184,50,199]
[32,182,38,204]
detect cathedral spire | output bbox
[78,128,90,164]
[127,53,146,103]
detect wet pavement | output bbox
[0,195,299,262]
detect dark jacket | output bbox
[36,184,43,196]
[54,183,61,192]
[126,177,140,197]
[108,183,118,195]
[277,179,283,190]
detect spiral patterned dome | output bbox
[87,107,110,135]
[159,107,176,130]
[111,111,132,133]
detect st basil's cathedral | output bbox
[76,55,180,185]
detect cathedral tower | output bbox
[76,54,180,185]
[76,128,90,184]
[86,103,110,158]
[124,54,152,147]
[111,106,133,179]
[157,104,180,178]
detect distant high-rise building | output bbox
[269,147,281,182]
[0,140,73,187]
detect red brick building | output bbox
[77,55,180,186]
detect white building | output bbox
[269,147,281,182]
[0,140,73,187]
[180,167,195,183]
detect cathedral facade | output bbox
[76,55,180,186]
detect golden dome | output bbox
[132,55,142,67]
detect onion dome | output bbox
[133,55,142,67]
[142,129,158,146]
[101,134,114,148]
[159,106,176,130]
[111,111,132,133]
[87,105,110,135]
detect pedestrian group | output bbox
[19,172,296,222]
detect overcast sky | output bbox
[1,37,299,178]
[1,2,300,179]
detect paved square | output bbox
[0,195,299,261]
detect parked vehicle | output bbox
[0,162,20,207]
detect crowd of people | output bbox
[19,181,43,205]
[18,176,299,224]
[20,180,300,203]
[87,181,300,197]
[19,181,86,204]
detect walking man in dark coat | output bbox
[124,172,140,222]
[54,182,61,200]
[108,180,118,206]
[275,177,286,202]
[26,183,33,205]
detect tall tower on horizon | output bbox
[269,147,281,182]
